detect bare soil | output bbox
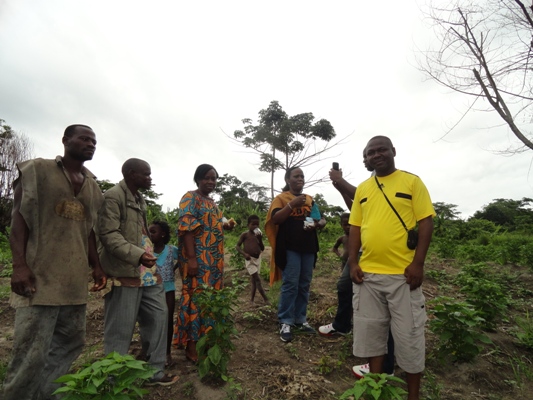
[1,249,532,399]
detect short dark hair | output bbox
[150,220,171,244]
[340,212,350,222]
[121,158,149,177]
[64,124,92,138]
[248,214,260,224]
[193,164,218,186]
[368,135,394,148]
[281,166,301,192]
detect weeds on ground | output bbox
[222,375,243,400]
[429,296,492,362]
[339,373,407,400]
[182,381,195,397]
[71,343,104,371]
[242,306,272,323]
[422,370,443,400]
[53,351,155,399]
[0,361,7,391]
[0,284,10,300]
[267,281,281,309]
[456,275,510,330]
[195,281,242,381]
[504,353,533,392]
[285,344,300,360]
[259,259,269,282]
[515,311,533,350]
[317,355,342,375]
[337,334,353,362]
[0,229,12,277]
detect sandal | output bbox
[146,374,180,387]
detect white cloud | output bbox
[1,0,532,219]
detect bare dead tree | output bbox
[0,119,34,232]
[418,0,533,152]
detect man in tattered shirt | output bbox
[2,125,107,400]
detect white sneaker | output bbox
[318,323,349,337]
[352,363,394,379]
[352,363,370,379]
[279,323,292,342]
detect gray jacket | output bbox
[98,180,147,278]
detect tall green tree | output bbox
[213,173,269,224]
[471,197,533,231]
[233,101,337,198]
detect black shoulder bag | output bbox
[374,176,418,250]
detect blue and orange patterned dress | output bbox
[173,190,224,346]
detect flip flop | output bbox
[146,374,180,387]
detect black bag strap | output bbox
[374,176,408,233]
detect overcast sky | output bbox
[1,0,532,218]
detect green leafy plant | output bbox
[505,352,533,392]
[259,258,270,282]
[429,297,492,362]
[317,355,342,375]
[422,370,443,400]
[454,263,510,330]
[520,242,533,271]
[515,311,533,350]
[0,229,12,277]
[457,276,509,330]
[434,236,457,259]
[195,282,242,381]
[222,375,243,400]
[53,351,156,399]
[339,373,407,400]
[455,244,496,263]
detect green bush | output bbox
[492,234,527,265]
[516,312,533,350]
[454,264,510,330]
[455,244,496,263]
[520,242,533,270]
[433,236,457,259]
[0,229,12,276]
[339,373,407,400]
[195,281,242,381]
[458,276,509,330]
[429,297,492,363]
[53,352,155,399]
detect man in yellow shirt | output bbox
[348,136,435,400]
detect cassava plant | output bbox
[339,373,407,400]
[52,351,156,399]
[194,280,243,381]
[429,297,492,363]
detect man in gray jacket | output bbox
[98,158,178,386]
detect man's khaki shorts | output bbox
[352,273,427,374]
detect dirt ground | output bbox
[1,248,532,399]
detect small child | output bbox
[236,215,269,304]
[332,213,351,270]
[148,220,179,368]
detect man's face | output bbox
[365,137,396,175]
[64,127,97,161]
[132,162,152,190]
